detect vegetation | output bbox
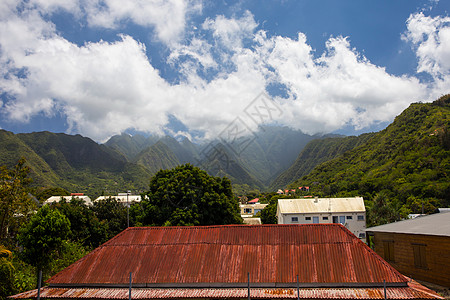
[140,164,242,226]
[285,96,450,226]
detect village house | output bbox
[366,212,450,288]
[277,197,366,242]
[10,224,442,300]
[43,193,93,206]
[95,193,143,205]
[240,203,268,216]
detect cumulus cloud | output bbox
[403,12,450,77]
[0,4,449,142]
[84,0,202,47]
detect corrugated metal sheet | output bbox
[47,224,406,286]
[366,212,450,237]
[10,283,444,299]
[278,197,365,214]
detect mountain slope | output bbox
[0,131,152,196]
[291,95,450,208]
[104,133,159,161]
[271,133,375,189]
[133,141,181,174]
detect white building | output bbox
[240,203,268,217]
[277,197,366,242]
[44,194,93,206]
[95,193,143,205]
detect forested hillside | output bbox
[271,133,375,189]
[290,95,450,224]
[0,131,152,197]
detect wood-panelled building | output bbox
[366,212,450,288]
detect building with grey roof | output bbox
[366,212,450,288]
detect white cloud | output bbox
[202,10,258,50]
[0,5,448,142]
[404,12,450,77]
[84,0,202,47]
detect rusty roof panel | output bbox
[10,283,443,300]
[48,224,407,286]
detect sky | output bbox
[0,0,449,143]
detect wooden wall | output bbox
[372,232,450,287]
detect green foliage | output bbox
[52,199,108,249]
[17,205,71,274]
[0,158,36,244]
[271,133,375,190]
[141,164,242,226]
[260,196,278,224]
[92,197,128,241]
[290,99,450,225]
[0,245,14,300]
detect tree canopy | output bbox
[141,164,242,226]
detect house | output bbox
[366,212,450,288]
[11,224,442,300]
[240,203,268,216]
[43,193,93,206]
[95,193,143,205]
[277,197,366,241]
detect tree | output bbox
[52,198,108,249]
[260,196,279,224]
[0,158,35,243]
[17,205,71,286]
[142,164,242,226]
[0,245,14,300]
[92,197,128,240]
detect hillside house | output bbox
[43,193,93,206]
[95,193,143,205]
[11,224,442,300]
[366,212,450,288]
[240,203,268,216]
[277,197,366,242]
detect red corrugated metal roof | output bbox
[10,282,444,300]
[47,224,407,287]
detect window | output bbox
[357,215,365,221]
[244,208,252,214]
[322,216,329,220]
[383,241,395,262]
[412,244,427,269]
[305,217,311,221]
[339,216,345,224]
[333,216,339,223]
[313,216,319,224]
[291,217,298,222]
[346,216,352,220]
[359,233,366,239]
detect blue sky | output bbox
[1,0,449,142]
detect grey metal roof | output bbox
[366,212,450,237]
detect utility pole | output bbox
[127,190,131,228]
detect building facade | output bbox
[366,212,450,288]
[277,197,366,241]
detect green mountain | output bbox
[104,133,159,161]
[290,95,450,210]
[271,133,375,189]
[133,141,181,174]
[0,130,152,197]
[104,126,318,192]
